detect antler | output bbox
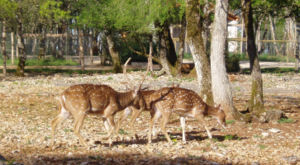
[137,63,150,90]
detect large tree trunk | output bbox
[210,0,243,120]
[16,23,26,76]
[185,0,213,105]
[78,29,85,71]
[106,33,122,73]
[242,0,264,116]
[157,22,178,76]
[285,17,297,61]
[11,32,14,65]
[1,21,7,76]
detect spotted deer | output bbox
[51,72,146,147]
[146,87,227,143]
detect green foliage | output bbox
[226,54,240,73]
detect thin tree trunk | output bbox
[242,0,264,116]
[78,29,85,71]
[31,36,37,56]
[106,32,122,73]
[89,29,93,64]
[11,32,14,65]
[255,20,262,54]
[185,0,213,105]
[16,23,26,76]
[38,29,46,60]
[269,15,280,55]
[1,21,7,76]
[210,0,243,120]
[147,35,153,72]
[177,17,186,76]
[295,41,299,72]
[240,17,244,54]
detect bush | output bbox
[225,54,240,72]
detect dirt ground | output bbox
[0,71,300,165]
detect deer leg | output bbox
[106,116,116,147]
[148,110,161,144]
[51,107,70,145]
[115,107,131,135]
[195,115,212,139]
[128,107,143,136]
[160,113,171,143]
[73,112,87,146]
[180,117,186,143]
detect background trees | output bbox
[0,0,299,121]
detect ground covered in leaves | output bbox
[0,72,300,165]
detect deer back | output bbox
[61,84,137,116]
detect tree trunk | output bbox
[106,33,122,73]
[78,29,85,71]
[295,41,299,72]
[147,35,153,72]
[240,17,244,54]
[16,23,26,76]
[157,22,178,76]
[185,0,213,105]
[242,0,264,116]
[210,0,243,120]
[285,17,297,60]
[11,32,14,65]
[89,29,93,64]
[1,21,7,76]
[269,15,280,55]
[38,29,46,60]
[255,20,262,54]
[31,36,37,56]
[157,26,171,75]
[177,17,186,76]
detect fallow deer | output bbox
[51,62,146,147]
[147,87,226,143]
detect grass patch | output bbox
[5,68,111,75]
[278,118,295,124]
[224,134,240,140]
[232,53,295,62]
[226,120,235,125]
[118,129,128,135]
[0,57,79,66]
[242,67,297,74]
[258,144,267,150]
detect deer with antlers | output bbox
[51,59,146,147]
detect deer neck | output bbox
[206,105,218,116]
[117,91,134,109]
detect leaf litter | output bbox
[0,72,300,164]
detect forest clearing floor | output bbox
[0,71,300,165]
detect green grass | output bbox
[231,53,295,62]
[226,120,235,125]
[278,118,295,124]
[0,57,79,66]
[258,144,267,150]
[242,67,297,74]
[4,68,111,75]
